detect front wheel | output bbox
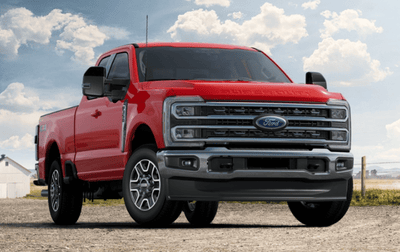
[183,201,219,227]
[123,145,182,226]
[288,178,353,227]
[48,160,83,225]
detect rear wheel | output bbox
[123,145,182,226]
[183,201,219,227]
[48,160,83,225]
[288,178,353,227]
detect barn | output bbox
[0,154,31,198]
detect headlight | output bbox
[331,131,347,141]
[327,99,351,152]
[331,109,346,119]
[163,96,205,147]
[176,106,195,116]
[175,128,201,139]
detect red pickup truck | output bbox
[34,42,353,227]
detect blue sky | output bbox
[0,0,399,172]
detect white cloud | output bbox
[99,26,130,40]
[167,3,308,55]
[320,9,383,39]
[303,38,392,85]
[0,82,77,148]
[0,7,128,65]
[191,0,231,7]
[0,133,34,151]
[386,119,400,139]
[56,23,107,65]
[228,11,243,20]
[0,8,66,55]
[0,82,39,112]
[302,0,320,10]
[351,118,400,167]
[0,108,42,143]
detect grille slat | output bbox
[202,106,329,117]
[203,129,329,140]
[202,119,330,127]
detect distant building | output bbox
[353,169,394,179]
[0,154,31,198]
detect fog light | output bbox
[181,158,197,169]
[182,160,192,167]
[332,131,347,141]
[165,156,199,170]
[336,161,346,170]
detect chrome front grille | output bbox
[164,96,351,151]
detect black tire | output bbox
[288,178,353,227]
[48,160,83,225]
[123,145,183,226]
[183,201,219,227]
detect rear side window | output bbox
[108,53,130,79]
[98,56,110,68]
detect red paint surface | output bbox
[37,43,347,182]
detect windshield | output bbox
[135,47,291,83]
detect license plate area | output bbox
[208,157,327,173]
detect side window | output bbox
[98,56,110,68]
[108,53,130,79]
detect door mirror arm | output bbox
[104,78,130,103]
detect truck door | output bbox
[75,52,130,181]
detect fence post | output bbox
[361,156,366,197]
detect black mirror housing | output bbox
[82,67,106,97]
[306,72,327,90]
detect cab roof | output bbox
[133,42,257,51]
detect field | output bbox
[353,179,400,190]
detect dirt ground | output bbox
[0,199,399,252]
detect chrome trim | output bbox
[121,99,128,152]
[35,163,39,179]
[157,147,353,181]
[171,125,349,144]
[171,102,349,122]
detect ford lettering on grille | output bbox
[255,116,287,131]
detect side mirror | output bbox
[82,67,106,97]
[306,72,327,90]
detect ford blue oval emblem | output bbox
[254,115,287,131]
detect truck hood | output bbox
[142,80,344,103]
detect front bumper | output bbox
[157,147,353,202]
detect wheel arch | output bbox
[129,124,158,156]
[45,141,61,184]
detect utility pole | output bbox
[361,156,366,197]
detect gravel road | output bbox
[0,199,399,251]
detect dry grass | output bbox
[25,179,47,200]
[353,179,400,190]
